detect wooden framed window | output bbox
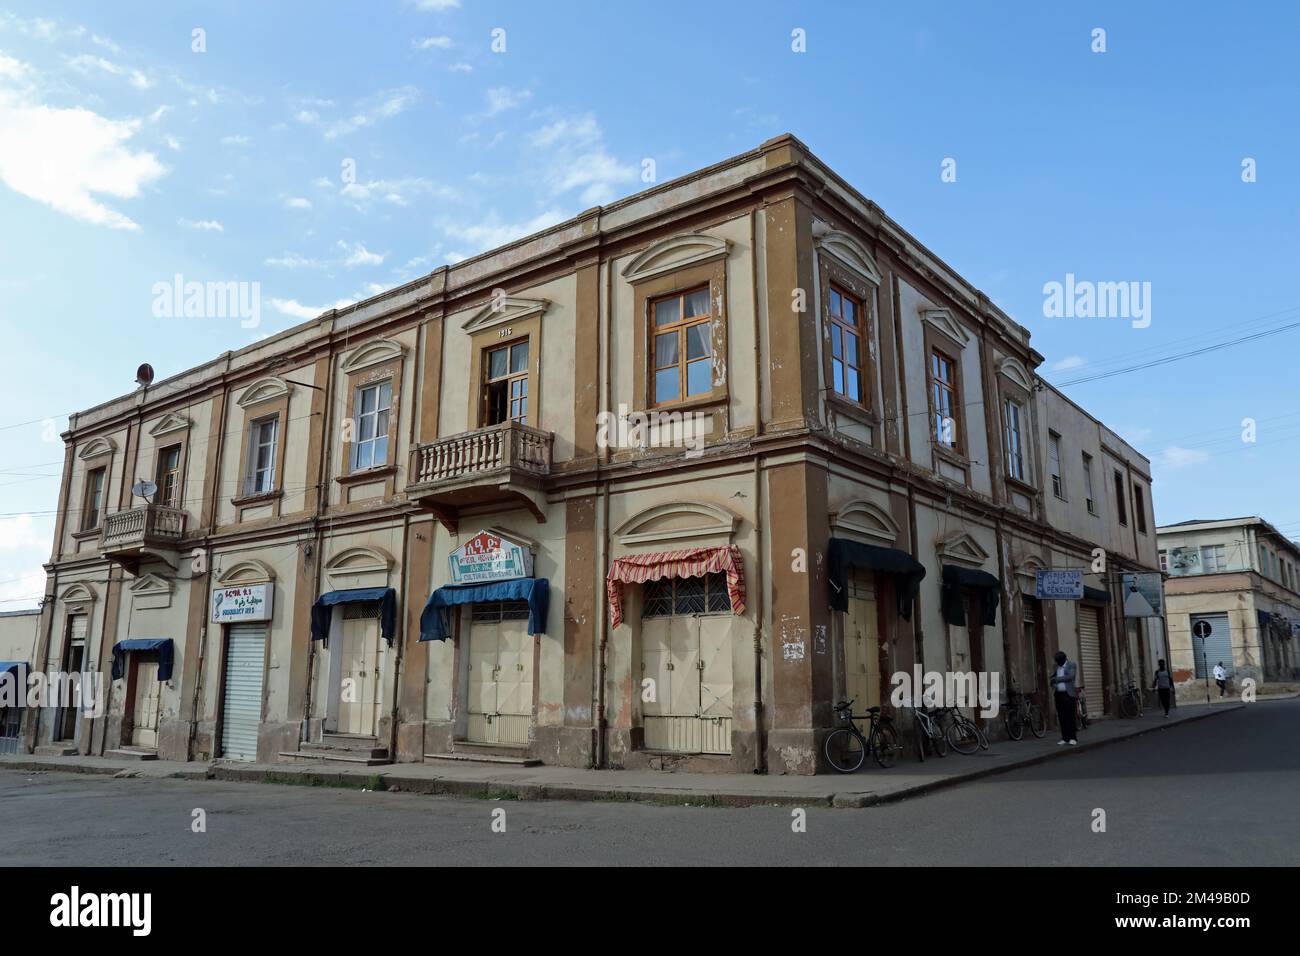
[482,339,530,426]
[82,467,106,530]
[245,417,279,496]
[1082,453,1096,514]
[828,284,865,404]
[1132,482,1148,534]
[1003,398,1025,481]
[1048,433,1064,499]
[1113,469,1127,526]
[352,381,392,469]
[155,444,182,508]
[650,286,713,407]
[929,348,960,450]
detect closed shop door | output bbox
[843,574,880,710]
[466,601,534,745]
[58,615,88,742]
[130,659,161,748]
[338,605,381,736]
[220,623,266,761]
[1078,606,1105,708]
[1190,613,1233,678]
[640,574,734,755]
[0,704,19,754]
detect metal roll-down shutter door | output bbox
[221,623,266,761]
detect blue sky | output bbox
[2,0,1299,607]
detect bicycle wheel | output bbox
[1027,703,1047,738]
[914,719,926,762]
[931,724,948,757]
[1005,707,1024,741]
[946,715,981,755]
[1120,693,1138,719]
[870,720,901,768]
[824,727,866,773]
[976,721,990,750]
[1078,700,1089,730]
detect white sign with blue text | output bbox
[1035,569,1084,600]
[211,584,274,622]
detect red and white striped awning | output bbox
[606,545,746,629]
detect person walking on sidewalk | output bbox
[1153,659,1174,717]
[1214,661,1227,698]
[1052,650,1078,746]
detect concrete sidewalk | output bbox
[0,699,1264,809]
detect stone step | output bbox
[34,745,79,757]
[424,751,542,767]
[105,748,158,761]
[277,750,391,766]
[302,739,388,759]
[318,733,385,752]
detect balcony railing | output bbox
[410,421,553,488]
[100,504,187,554]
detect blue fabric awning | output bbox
[311,587,397,645]
[419,578,550,642]
[111,639,174,682]
[0,661,26,708]
[0,661,25,678]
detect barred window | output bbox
[641,572,732,618]
[343,602,380,620]
[471,600,531,623]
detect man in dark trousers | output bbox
[1051,650,1078,745]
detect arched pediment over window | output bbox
[812,224,882,285]
[217,558,277,585]
[921,309,971,348]
[148,414,191,438]
[937,531,991,568]
[614,500,739,547]
[830,499,901,545]
[341,338,407,374]
[999,357,1034,392]
[620,234,730,285]
[324,545,395,589]
[460,296,550,334]
[77,436,116,460]
[60,582,98,605]
[1014,554,1047,594]
[236,376,292,409]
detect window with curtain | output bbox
[1048,433,1064,498]
[828,284,865,403]
[352,380,392,469]
[82,467,106,530]
[651,286,712,405]
[1004,398,1025,480]
[156,444,182,508]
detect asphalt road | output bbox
[2,698,1296,866]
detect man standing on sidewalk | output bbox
[1214,661,1227,698]
[1052,650,1078,746]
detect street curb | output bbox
[0,702,1247,810]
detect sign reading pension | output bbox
[449,531,533,585]
[1035,569,1084,600]
[211,584,274,623]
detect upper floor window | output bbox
[156,444,182,508]
[1259,545,1271,578]
[245,417,278,496]
[1200,544,1227,572]
[929,349,960,450]
[1048,433,1064,498]
[828,284,865,404]
[352,381,392,468]
[1082,453,1097,514]
[1132,482,1148,534]
[1158,550,1168,572]
[1113,469,1127,526]
[651,287,712,406]
[483,340,529,426]
[1003,399,1025,481]
[82,467,106,531]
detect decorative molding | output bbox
[59,582,98,604]
[830,499,900,545]
[812,223,882,285]
[620,233,730,285]
[324,545,395,589]
[484,526,539,553]
[937,531,991,568]
[148,413,191,439]
[460,296,550,334]
[341,338,407,374]
[921,308,971,348]
[614,500,739,547]
[217,558,277,585]
[236,376,292,409]
[77,436,116,460]
[1014,554,1047,593]
[999,357,1033,392]
[129,572,174,609]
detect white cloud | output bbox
[339,176,454,210]
[65,54,151,90]
[526,113,637,204]
[338,240,386,267]
[178,218,223,231]
[0,53,30,82]
[449,62,473,73]
[441,208,566,254]
[485,86,531,116]
[1120,425,1154,445]
[147,104,170,123]
[221,134,252,146]
[269,296,356,320]
[284,196,312,209]
[0,513,54,609]
[0,72,167,230]
[1160,446,1210,468]
[163,134,181,151]
[313,86,418,139]
[414,36,452,50]
[1050,355,1087,372]
[264,253,326,269]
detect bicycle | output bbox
[909,703,948,761]
[1003,687,1047,740]
[937,706,987,755]
[1076,687,1091,730]
[1119,678,1144,718]
[824,698,902,772]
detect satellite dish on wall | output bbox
[132,480,158,501]
[135,363,155,387]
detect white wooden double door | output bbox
[641,615,733,755]
[466,601,534,746]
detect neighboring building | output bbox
[0,608,39,754]
[22,134,1161,774]
[1158,517,1300,693]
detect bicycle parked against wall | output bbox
[909,703,949,761]
[1003,687,1047,740]
[937,706,988,755]
[824,698,902,772]
[1119,678,1144,718]
[1076,686,1091,730]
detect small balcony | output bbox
[100,505,187,571]
[407,421,553,525]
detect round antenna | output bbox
[135,363,155,387]
[132,480,158,501]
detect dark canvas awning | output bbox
[940,565,1000,627]
[0,661,25,711]
[111,639,174,681]
[1083,586,1111,604]
[827,538,927,620]
[419,578,550,642]
[310,587,397,645]
[0,661,24,679]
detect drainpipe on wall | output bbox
[595,486,609,769]
[752,456,767,774]
[186,548,210,760]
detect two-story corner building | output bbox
[1157,517,1300,694]
[22,134,1162,775]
